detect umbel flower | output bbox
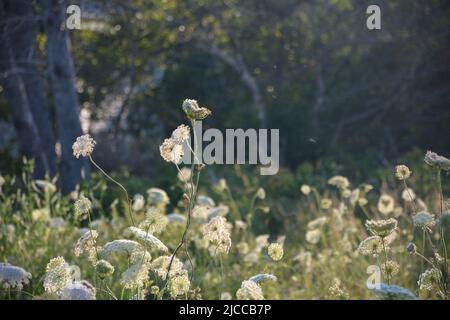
[72,134,96,158]
[377,194,395,216]
[202,216,232,254]
[74,230,98,258]
[100,239,143,258]
[267,243,284,261]
[125,226,169,252]
[381,260,400,277]
[160,138,184,164]
[60,281,96,300]
[171,124,190,144]
[418,268,442,291]
[236,280,264,300]
[394,165,411,180]
[168,273,191,299]
[182,99,211,120]
[413,211,435,229]
[358,236,384,257]
[0,263,32,290]
[300,184,311,195]
[150,255,185,280]
[328,176,350,190]
[138,208,169,235]
[95,260,115,279]
[365,218,397,238]
[120,252,151,290]
[424,151,450,171]
[74,195,92,221]
[146,188,170,206]
[43,257,72,294]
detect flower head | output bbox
[377,194,395,215]
[100,239,142,258]
[300,184,311,195]
[171,124,190,144]
[43,257,72,294]
[305,229,321,244]
[424,151,450,171]
[125,226,168,252]
[138,208,168,235]
[132,194,145,211]
[267,243,284,261]
[150,256,185,280]
[168,273,190,299]
[74,230,98,258]
[236,280,264,300]
[418,268,441,291]
[0,263,32,290]
[328,176,350,190]
[358,236,384,257]
[413,211,435,229]
[160,138,184,164]
[72,134,96,158]
[95,260,115,279]
[394,165,411,180]
[146,188,170,206]
[182,99,211,120]
[74,196,92,221]
[60,281,96,300]
[381,260,400,277]
[256,188,266,200]
[365,218,398,238]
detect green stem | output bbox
[89,155,135,226]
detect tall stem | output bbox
[89,155,135,226]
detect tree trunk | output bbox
[6,0,57,176]
[40,0,84,193]
[0,0,51,177]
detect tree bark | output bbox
[6,0,57,176]
[40,0,84,193]
[0,0,52,177]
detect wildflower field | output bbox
[1,0,450,302]
[1,100,449,300]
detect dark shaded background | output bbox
[1,0,449,192]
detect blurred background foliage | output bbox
[0,0,449,192]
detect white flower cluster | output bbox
[0,263,32,290]
[202,216,232,254]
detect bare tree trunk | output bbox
[0,0,51,177]
[40,0,84,193]
[7,0,57,176]
[197,41,267,127]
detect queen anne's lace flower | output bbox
[150,256,185,280]
[202,216,232,254]
[328,176,350,190]
[171,124,190,144]
[160,138,184,164]
[168,273,190,298]
[236,280,264,300]
[300,184,311,195]
[121,254,151,290]
[132,194,145,211]
[394,165,411,180]
[72,134,96,158]
[43,257,72,294]
[100,240,143,258]
[0,263,32,290]
[182,99,211,120]
[418,268,441,291]
[146,188,170,206]
[256,188,266,200]
[381,260,400,277]
[358,236,384,257]
[424,151,450,171]
[365,218,397,237]
[138,208,168,235]
[125,227,168,252]
[74,230,98,258]
[60,280,96,300]
[377,194,395,215]
[74,196,92,221]
[95,260,115,279]
[413,211,435,229]
[268,243,284,261]
[305,229,321,244]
